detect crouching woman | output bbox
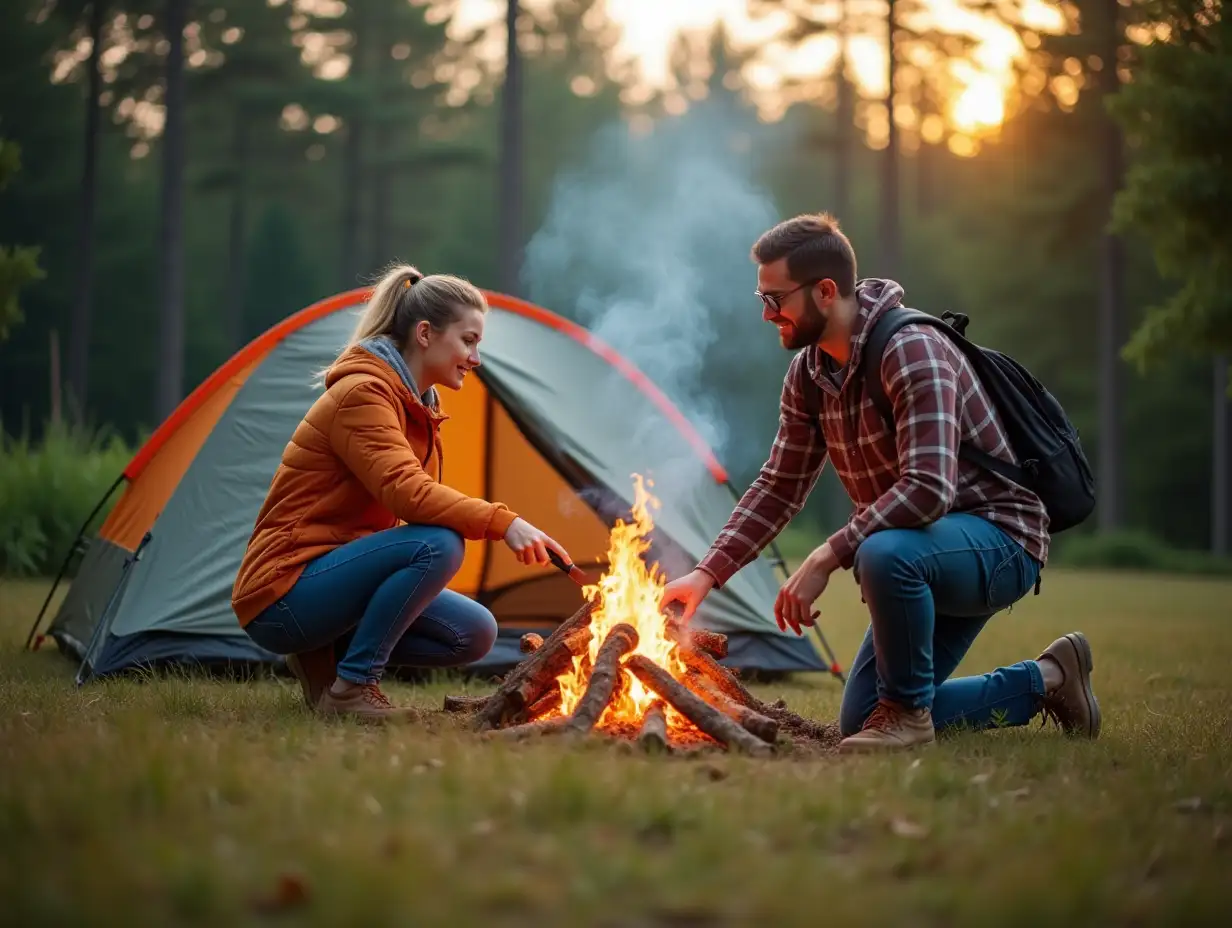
[231,265,570,722]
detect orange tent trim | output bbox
[122,287,729,485]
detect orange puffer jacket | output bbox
[231,344,517,626]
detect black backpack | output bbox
[800,307,1096,534]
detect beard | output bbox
[777,293,827,351]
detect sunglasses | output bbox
[755,279,820,316]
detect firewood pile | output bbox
[441,602,840,756]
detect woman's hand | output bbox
[504,517,570,567]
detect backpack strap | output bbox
[861,308,1030,488]
[861,306,934,430]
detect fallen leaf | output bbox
[699,763,728,782]
[427,758,445,769]
[1144,673,1163,684]
[1174,797,1205,814]
[1004,787,1031,801]
[250,870,310,914]
[969,773,991,786]
[890,817,929,839]
[411,764,427,775]
[1143,845,1165,879]
[509,789,527,809]
[389,755,401,769]
[471,819,495,836]
[363,795,382,816]
[909,758,922,770]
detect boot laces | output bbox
[863,702,900,732]
[361,684,395,709]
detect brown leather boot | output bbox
[285,644,336,710]
[316,679,421,723]
[1037,631,1101,738]
[838,699,936,754]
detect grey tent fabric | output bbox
[45,296,826,679]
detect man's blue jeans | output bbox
[243,525,497,685]
[838,512,1046,737]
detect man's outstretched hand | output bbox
[659,568,716,623]
[775,542,839,635]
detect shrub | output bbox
[0,421,132,577]
[1050,529,1232,577]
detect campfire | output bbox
[443,476,836,755]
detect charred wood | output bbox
[625,655,771,757]
[636,700,670,753]
[566,624,638,733]
[474,603,594,730]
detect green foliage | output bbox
[1052,528,1232,576]
[0,136,45,341]
[1109,1,1232,370]
[0,421,131,577]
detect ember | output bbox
[447,475,837,754]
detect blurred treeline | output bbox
[0,0,1229,563]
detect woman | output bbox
[232,264,571,722]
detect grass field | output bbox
[2,568,1230,926]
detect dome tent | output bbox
[29,288,844,683]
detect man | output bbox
[660,214,1100,753]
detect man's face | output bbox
[756,258,830,351]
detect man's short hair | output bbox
[751,213,857,297]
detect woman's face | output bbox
[417,306,485,391]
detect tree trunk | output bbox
[880,0,900,276]
[339,2,369,289]
[833,1,852,222]
[1096,0,1125,531]
[156,0,187,421]
[225,110,250,352]
[69,0,105,421]
[498,0,523,295]
[1214,357,1230,556]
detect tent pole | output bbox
[75,529,152,685]
[24,472,125,651]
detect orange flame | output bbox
[557,474,684,723]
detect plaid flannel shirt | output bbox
[697,278,1050,588]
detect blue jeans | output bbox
[838,512,1046,737]
[243,525,497,685]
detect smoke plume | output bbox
[522,103,788,521]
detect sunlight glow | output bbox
[453,0,1069,145]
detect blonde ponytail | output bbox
[345,263,427,348]
[322,263,489,380]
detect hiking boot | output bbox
[838,700,936,754]
[316,680,420,723]
[285,644,336,710]
[1037,631,1101,738]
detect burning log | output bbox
[520,632,544,653]
[677,646,758,708]
[443,695,487,713]
[566,624,639,734]
[483,716,571,741]
[526,687,561,720]
[691,677,779,744]
[636,700,669,752]
[625,655,772,757]
[665,622,728,660]
[474,603,594,730]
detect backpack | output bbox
[799,307,1096,534]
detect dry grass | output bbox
[2,567,1231,926]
